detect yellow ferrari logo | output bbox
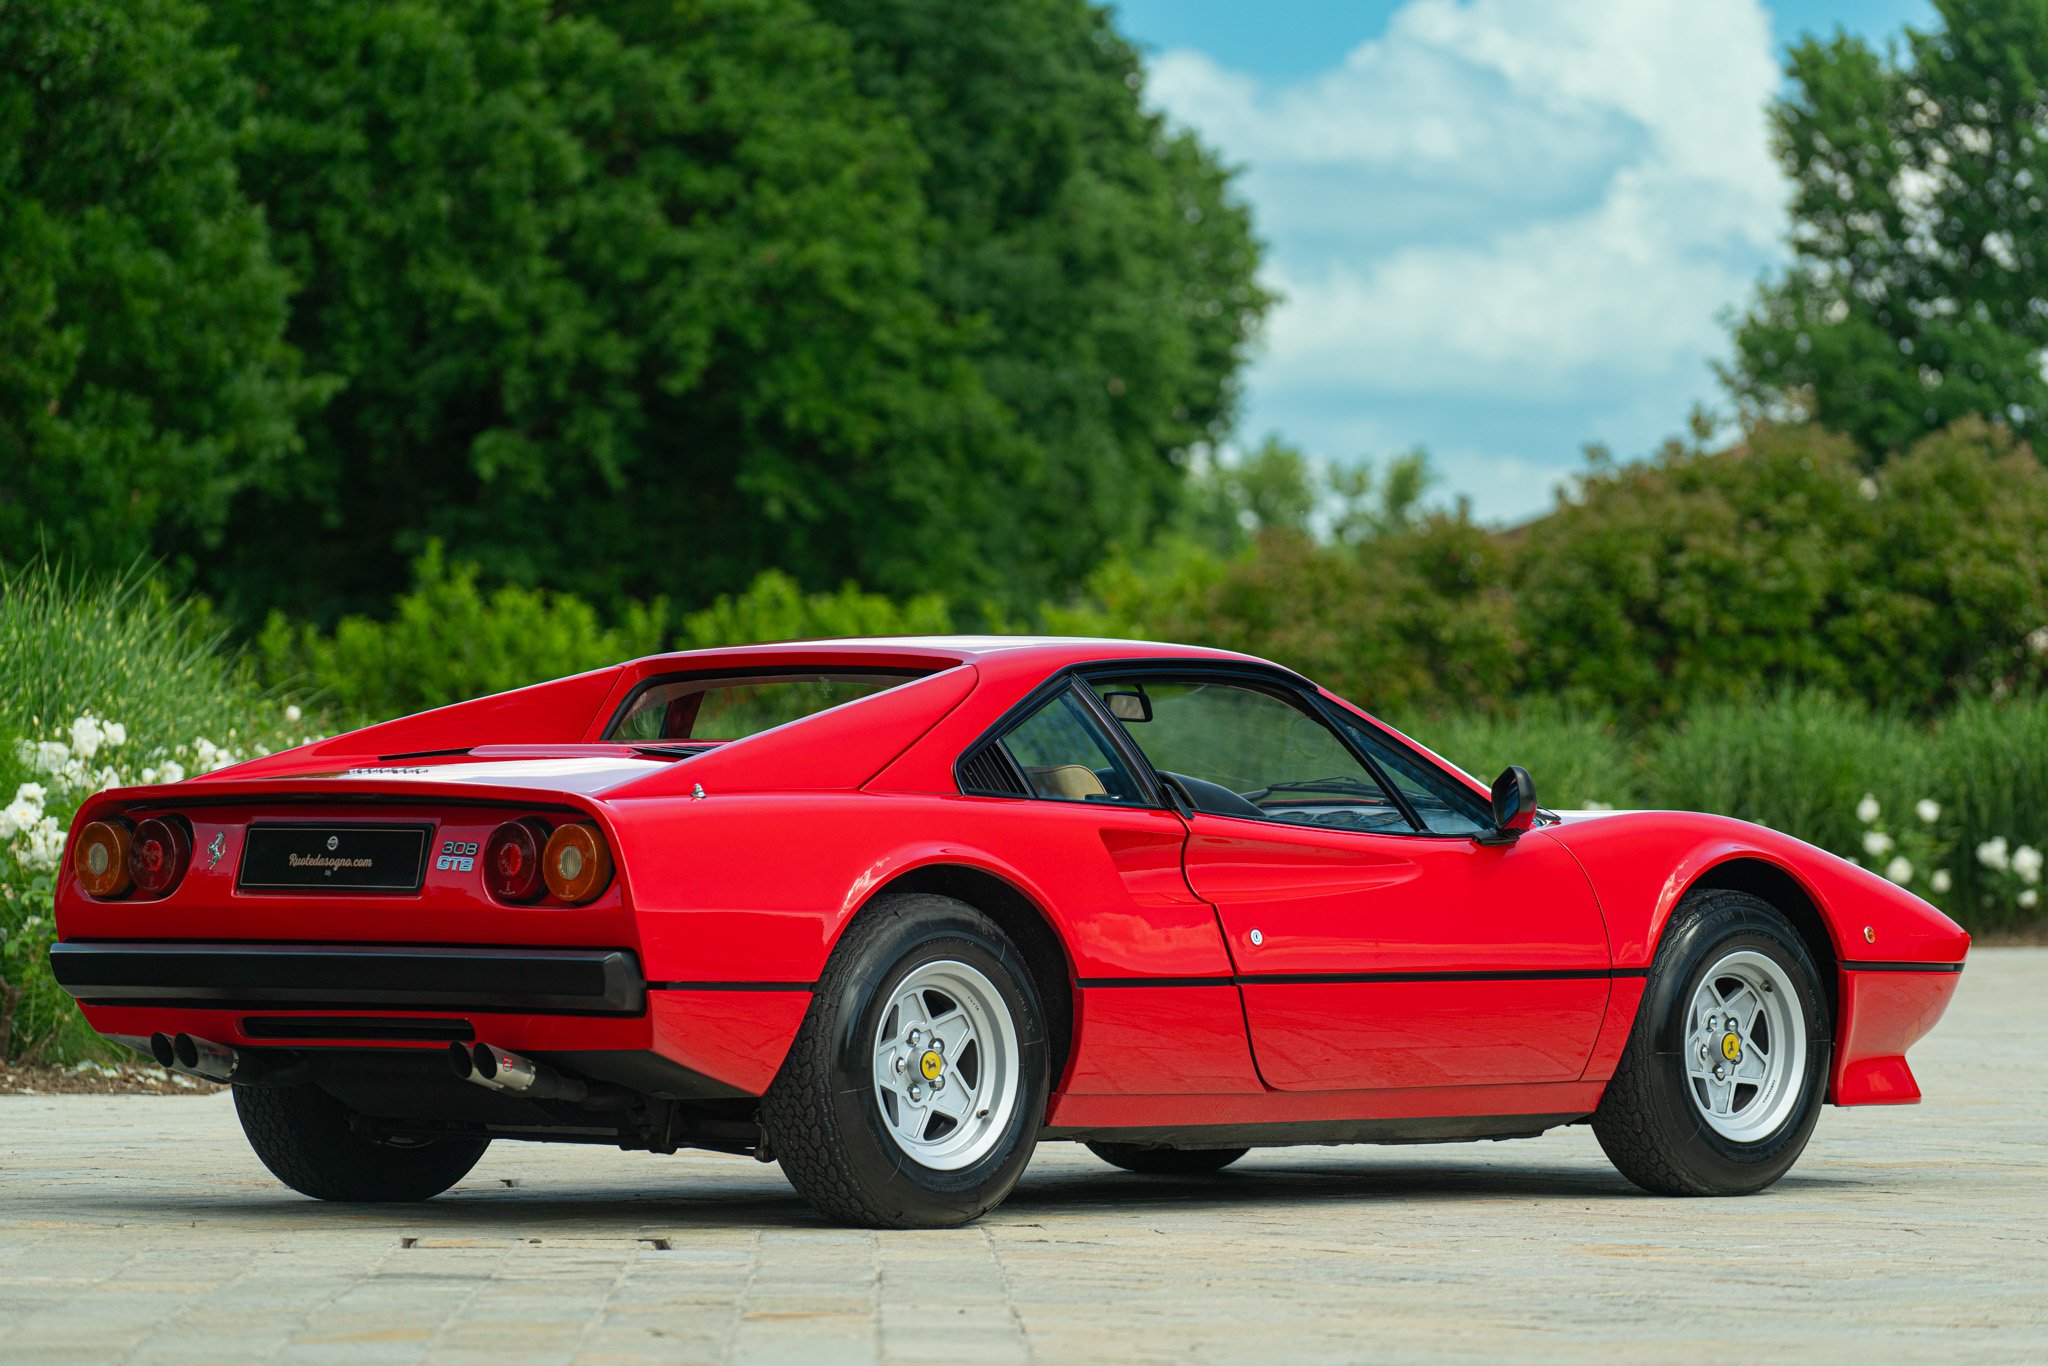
[919,1050,944,1080]
[1721,1033,1743,1062]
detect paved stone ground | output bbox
[3,950,2043,1364]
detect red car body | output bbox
[52,637,1967,1157]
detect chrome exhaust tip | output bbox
[453,1041,591,1105]
[171,1032,239,1083]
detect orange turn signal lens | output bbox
[541,824,611,904]
[73,820,133,898]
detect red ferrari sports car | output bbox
[52,637,1967,1227]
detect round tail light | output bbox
[484,818,549,903]
[128,817,192,898]
[73,820,133,898]
[541,824,611,904]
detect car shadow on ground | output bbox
[39,1149,1863,1233]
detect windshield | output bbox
[604,671,926,743]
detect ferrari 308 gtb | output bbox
[52,637,1967,1226]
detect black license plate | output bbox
[238,824,431,893]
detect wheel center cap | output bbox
[1721,1032,1743,1063]
[919,1049,944,1081]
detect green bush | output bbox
[256,545,669,725]
[258,553,958,725]
[0,562,311,1062]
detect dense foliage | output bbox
[0,0,1267,622]
[0,0,319,574]
[1059,420,2048,721]
[1730,0,2048,457]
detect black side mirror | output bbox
[1477,765,1537,845]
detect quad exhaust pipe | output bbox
[450,1041,621,1108]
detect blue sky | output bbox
[1110,0,1937,522]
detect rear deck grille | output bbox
[241,1016,476,1042]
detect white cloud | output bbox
[1148,0,1788,512]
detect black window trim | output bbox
[1070,662,1429,835]
[954,671,1171,807]
[953,656,1492,840]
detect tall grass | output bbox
[0,561,272,742]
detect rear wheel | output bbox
[1593,889,1830,1196]
[761,893,1050,1228]
[234,1083,488,1202]
[1087,1141,1248,1175]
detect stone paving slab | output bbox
[2,949,2044,1363]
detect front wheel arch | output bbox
[1684,857,1839,1048]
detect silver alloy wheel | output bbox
[1684,949,1808,1141]
[870,959,1022,1171]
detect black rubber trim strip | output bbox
[648,980,815,992]
[1840,960,1966,973]
[50,942,645,1015]
[1076,966,1637,988]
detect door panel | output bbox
[1182,817,1610,1091]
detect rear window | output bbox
[605,671,927,743]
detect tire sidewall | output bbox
[1637,899,1831,1190]
[817,905,1049,1222]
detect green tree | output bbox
[195,0,1012,621]
[799,0,1273,593]
[0,0,318,573]
[1729,0,2048,457]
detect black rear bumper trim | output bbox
[51,942,645,1016]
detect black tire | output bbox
[1593,889,1831,1196]
[234,1083,488,1202]
[761,893,1051,1228]
[1087,1141,1248,1175]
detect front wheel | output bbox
[760,893,1051,1228]
[234,1083,488,1202]
[1593,889,1830,1196]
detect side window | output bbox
[1088,678,1412,833]
[1332,714,1491,835]
[979,686,1145,804]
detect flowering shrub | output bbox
[1845,792,2039,920]
[0,706,312,1061]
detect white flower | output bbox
[1862,830,1894,858]
[1978,837,2011,871]
[69,714,104,760]
[1859,476,1880,500]
[1915,799,1942,824]
[0,810,14,841]
[1884,856,1914,884]
[2029,625,2048,656]
[20,816,65,871]
[1856,794,1881,825]
[285,704,302,724]
[157,760,186,785]
[31,740,69,775]
[102,721,126,748]
[2023,889,2040,909]
[1931,869,1952,894]
[2014,846,2044,885]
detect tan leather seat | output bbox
[1024,764,1107,801]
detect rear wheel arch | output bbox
[856,864,1076,1092]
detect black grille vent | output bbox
[958,746,1027,796]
